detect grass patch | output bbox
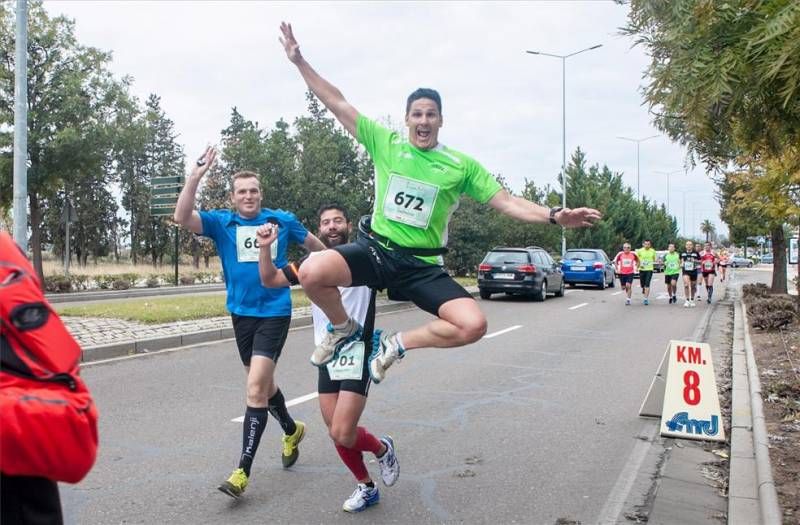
[57,290,311,324]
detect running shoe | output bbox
[311,318,363,367]
[281,420,306,468]
[342,483,380,513]
[218,468,248,498]
[689,301,696,308]
[707,298,712,304]
[369,330,405,384]
[684,300,690,308]
[377,436,399,487]
[643,298,649,306]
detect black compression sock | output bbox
[268,389,297,436]
[239,406,269,476]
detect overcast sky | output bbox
[45,0,726,239]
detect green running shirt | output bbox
[356,115,502,264]
[664,252,681,275]
[636,247,656,272]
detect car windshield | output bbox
[484,251,528,265]
[564,251,598,261]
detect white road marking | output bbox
[568,302,589,310]
[565,289,584,294]
[483,325,523,339]
[231,391,320,423]
[611,291,622,296]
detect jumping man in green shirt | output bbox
[279,22,602,383]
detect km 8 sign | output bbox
[660,340,725,442]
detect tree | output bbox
[700,219,716,243]
[0,1,127,278]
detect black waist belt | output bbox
[367,230,448,257]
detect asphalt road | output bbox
[61,274,730,524]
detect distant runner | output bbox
[614,243,639,306]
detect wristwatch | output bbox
[549,206,563,225]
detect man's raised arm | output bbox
[280,22,359,138]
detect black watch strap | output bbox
[549,207,563,225]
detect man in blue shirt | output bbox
[174,146,325,498]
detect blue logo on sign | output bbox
[665,412,719,437]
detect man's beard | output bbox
[321,231,347,249]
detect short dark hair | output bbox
[316,203,349,222]
[406,88,442,115]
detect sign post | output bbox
[640,340,725,442]
[150,176,184,285]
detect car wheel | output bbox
[747,262,753,268]
[599,276,606,290]
[479,290,491,300]
[608,274,616,288]
[567,282,576,288]
[533,280,547,302]
[555,278,565,297]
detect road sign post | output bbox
[150,176,184,285]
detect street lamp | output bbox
[653,169,685,213]
[617,135,659,200]
[526,43,603,257]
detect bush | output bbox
[161,273,178,286]
[118,272,140,286]
[193,271,217,284]
[69,274,90,291]
[146,275,160,288]
[742,283,769,300]
[43,275,72,293]
[748,295,798,330]
[111,279,131,290]
[95,274,117,290]
[179,275,195,285]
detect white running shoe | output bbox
[311,318,362,367]
[625,298,631,305]
[369,330,405,384]
[342,483,379,513]
[689,301,696,308]
[684,300,690,308]
[377,436,399,487]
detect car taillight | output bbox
[518,264,536,273]
[593,262,604,269]
[478,263,491,272]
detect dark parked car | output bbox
[477,246,564,301]
[561,249,615,289]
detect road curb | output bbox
[80,290,479,362]
[728,290,782,524]
[47,283,226,304]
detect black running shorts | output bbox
[665,274,679,285]
[332,236,473,316]
[702,271,716,277]
[619,274,635,286]
[317,290,377,397]
[682,271,698,282]
[230,315,291,366]
[639,270,653,288]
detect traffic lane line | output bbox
[231,324,524,422]
[568,302,589,310]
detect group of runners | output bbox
[171,22,602,513]
[614,240,730,307]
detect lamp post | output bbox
[526,44,602,257]
[617,135,659,201]
[654,169,685,213]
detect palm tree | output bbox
[700,219,716,242]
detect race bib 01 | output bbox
[382,174,439,228]
[327,341,365,381]
[236,226,277,263]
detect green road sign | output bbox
[150,206,176,217]
[152,186,181,196]
[152,176,184,186]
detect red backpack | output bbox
[0,231,98,483]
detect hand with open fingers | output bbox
[256,223,278,248]
[191,146,218,179]
[279,22,303,64]
[557,207,603,228]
